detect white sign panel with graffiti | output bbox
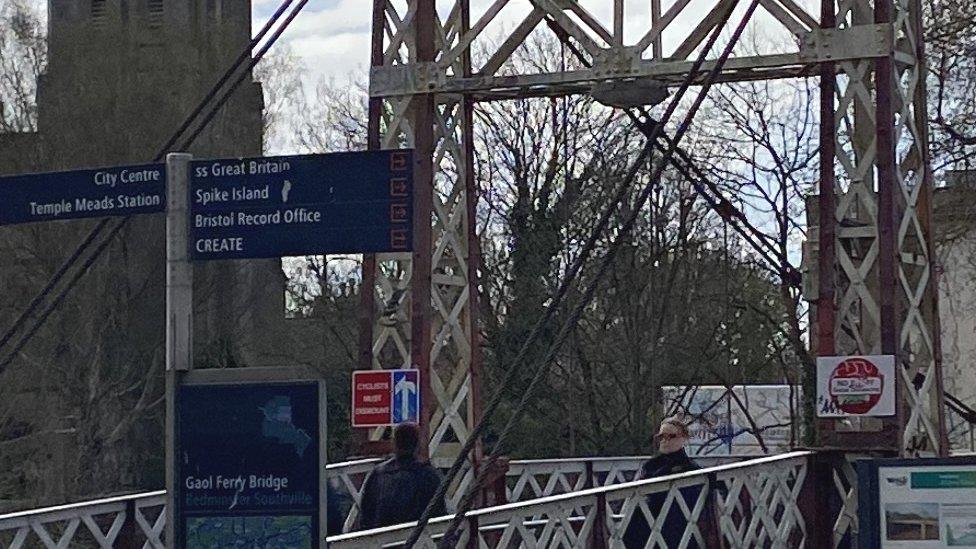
[817,355,896,417]
[662,385,800,456]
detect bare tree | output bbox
[925,0,976,170]
[296,77,370,154]
[254,45,306,154]
[0,0,43,134]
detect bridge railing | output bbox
[330,454,738,531]
[328,451,837,548]
[0,453,811,548]
[0,491,166,549]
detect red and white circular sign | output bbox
[828,357,885,414]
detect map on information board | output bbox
[177,382,322,548]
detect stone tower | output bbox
[39,0,282,363]
[0,0,283,508]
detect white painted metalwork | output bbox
[0,491,165,549]
[821,0,945,456]
[329,451,816,548]
[830,455,860,546]
[0,455,746,547]
[367,0,945,481]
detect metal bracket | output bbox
[799,24,893,63]
[590,46,644,78]
[370,62,444,97]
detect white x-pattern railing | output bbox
[0,453,840,548]
[0,491,166,549]
[330,451,818,548]
[331,455,737,532]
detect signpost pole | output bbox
[165,153,193,549]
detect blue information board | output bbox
[176,382,323,548]
[189,150,413,260]
[0,164,166,226]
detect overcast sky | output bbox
[25,1,812,93]
[252,0,373,84]
[248,0,812,84]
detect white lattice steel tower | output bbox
[361,0,948,470]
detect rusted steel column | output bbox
[703,473,724,549]
[875,0,899,360]
[461,0,488,484]
[358,0,390,458]
[800,453,835,548]
[591,492,609,549]
[411,0,436,459]
[466,515,479,549]
[816,0,836,359]
[360,0,384,372]
[116,500,140,549]
[909,0,950,456]
[584,461,595,489]
[815,0,838,449]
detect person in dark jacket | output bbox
[358,422,447,530]
[623,417,703,549]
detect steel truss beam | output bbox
[363,0,946,479]
[371,24,892,100]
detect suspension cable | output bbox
[545,19,799,286]
[431,3,762,545]
[401,1,750,545]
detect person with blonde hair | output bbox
[623,416,703,548]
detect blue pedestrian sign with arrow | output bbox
[392,370,420,424]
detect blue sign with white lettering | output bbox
[0,164,166,226]
[189,150,413,260]
[392,370,420,424]
[177,382,322,548]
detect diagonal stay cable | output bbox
[638,116,801,284]
[155,0,298,159]
[176,0,311,152]
[400,3,743,547]
[0,222,128,371]
[541,17,798,285]
[429,1,763,546]
[631,114,792,270]
[0,0,298,360]
[0,0,311,374]
[0,218,110,352]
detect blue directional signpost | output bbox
[176,371,327,548]
[189,150,413,259]
[0,164,165,225]
[165,149,415,547]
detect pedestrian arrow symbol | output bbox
[392,370,419,424]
